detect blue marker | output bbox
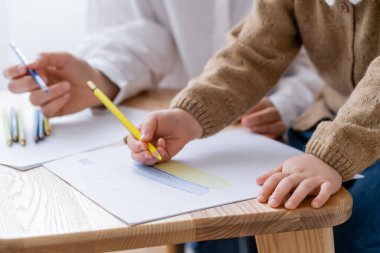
[10,108,19,143]
[9,43,48,92]
[37,109,45,141]
[33,109,40,143]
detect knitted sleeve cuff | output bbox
[170,96,221,138]
[305,122,357,181]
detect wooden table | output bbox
[0,90,352,253]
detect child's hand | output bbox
[240,97,286,139]
[125,108,203,165]
[256,154,342,209]
[4,52,119,117]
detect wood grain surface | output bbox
[0,91,352,253]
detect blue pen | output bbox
[9,43,48,92]
[38,109,45,141]
[33,109,40,143]
[10,108,19,143]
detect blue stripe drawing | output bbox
[133,163,209,195]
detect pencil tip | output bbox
[153,151,163,161]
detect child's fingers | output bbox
[126,135,148,153]
[155,138,171,162]
[311,181,334,208]
[156,138,166,149]
[131,151,156,165]
[256,165,282,186]
[284,178,322,209]
[140,113,158,142]
[257,172,287,202]
[29,81,71,107]
[268,174,306,208]
[156,147,170,162]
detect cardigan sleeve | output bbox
[170,0,301,136]
[306,56,380,180]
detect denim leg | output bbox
[287,128,315,152]
[287,128,380,253]
[334,160,380,253]
[188,236,257,253]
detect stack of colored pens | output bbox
[33,108,52,143]
[2,108,52,146]
[2,108,25,146]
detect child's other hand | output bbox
[125,108,203,165]
[256,154,342,209]
[4,52,118,117]
[241,97,286,139]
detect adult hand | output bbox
[4,52,119,117]
[241,97,286,139]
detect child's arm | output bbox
[255,57,380,211]
[170,0,300,137]
[306,57,380,180]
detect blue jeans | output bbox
[188,237,257,253]
[288,128,380,253]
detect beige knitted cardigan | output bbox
[171,0,380,180]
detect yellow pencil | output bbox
[17,110,26,146]
[44,117,51,136]
[2,110,12,146]
[87,81,162,160]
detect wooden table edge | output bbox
[0,187,352,253]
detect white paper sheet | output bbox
[45,129,303,224]
[0,107,149,170]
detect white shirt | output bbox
[325,0,362,6]
[78,0,323,129]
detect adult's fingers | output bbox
[27,52,74,70]
[248,97,272,114]
[3,64,27,79]
[249,121,286,137]
[29,81,71,107]
[8,76,40,93]
[40,93,71,118]
[241,107,281,128]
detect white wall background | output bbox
[0,0,87,89]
